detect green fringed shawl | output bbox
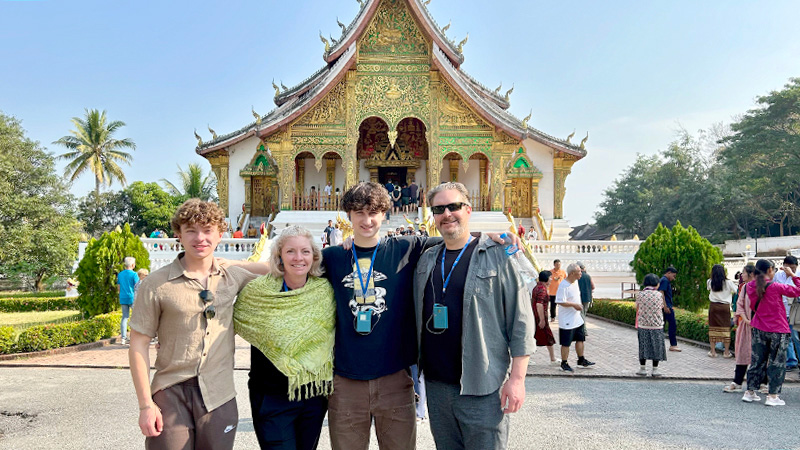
[234,275,335,401]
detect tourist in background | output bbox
[117,256,139,345]
[234,225,335,450]
[707,264,736,358]
[548,260,566,322]
[659,266,681,352]
[331,223,343,247]
[742,259,800,406]
[724,265,756,393]
[772,255,799,372]
[401,183,411,213]
[556,263,595,372]
[233,226,244,238]
[532,270,559,365]
[577,262,595,335]
[409,180,419,211]
[634,274,668,377]
[391,185,402,216]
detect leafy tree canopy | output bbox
[161,163,217,202]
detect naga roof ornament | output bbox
[494,82,502,94]
[423,0,431,6]
[319,32,330,53]
[442,20,451,34]
[566,130,575,144]
[194,129,203,147]
[457,33,469,53]
[521,110,532,130]
[272,79,280,97]
[251,106,262,126]
[580,132,589,149]
[504,84,514,102]
[207,125,218,140]
[337,17,347,36]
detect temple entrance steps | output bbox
[544,219,573,241]
[271,211,340,241]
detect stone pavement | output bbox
[3,316,795,383]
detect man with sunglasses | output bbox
[128,199,268,450]
[413,182,535,450]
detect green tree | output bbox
[721,78,800,236]
[595,154,660,237]
[632,221,723,312]
[0,112,81,291]
[75,224,150,316]
[76,190,130,238]
[53,108,136,199]
[124,181,180,236]
[161,163,217,202]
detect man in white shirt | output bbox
[555,263,595,372]
[323,181,333,206]
[774,255,799,371]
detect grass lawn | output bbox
[0,310,83,337]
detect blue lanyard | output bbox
[352,244,379,298]
[282,280,289,292]
[441,236,473,295]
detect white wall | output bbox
[226,135,260,220]
[302,157,327,192]
[522,138,555,219]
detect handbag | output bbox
[789,297,800,326]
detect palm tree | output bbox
[161,163,217,201]
[53,109,136,198]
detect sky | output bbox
[2,0,799,225]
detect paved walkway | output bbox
[3,317,794,383]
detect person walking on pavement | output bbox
[659,267,681,352]
[117,256,139,344]
[548,260,566,322]
[634,274,668,377]
[556,263,595,372]
[724,265,757,393]
[742,259,800,406]
[707,264,737,358]
[577,262,594,336]
[532,270,559,365]
[414,181,535,450]
[772,255,799,372]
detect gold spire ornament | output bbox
[423,0,432,6]
[504,84,514,102]
[566,129,575,144]
[457,33,469,53]
[272,79,281,97]
[208,125,218,140]
[580,132,589,150]
[521,110,531,129]
[194,129,203,147]
[356,0,364,8]
[494,82,502,94]
[252,106,262,126]
[281,80,288,91]
[442,20,451,34]
[319,31,330,53]
[337,17,347,36]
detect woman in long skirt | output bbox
[708,264,737,357]
[724,265,756,392]
[635,274,668,377]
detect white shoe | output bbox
[742,391,761,403]
[723,382,742,393]
[651,368,662,377]
[635,367,647,376]
[765,396,785,407]
[550,360,561,366]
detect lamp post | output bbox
[753,228,758,257]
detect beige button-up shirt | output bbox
[130,254,258,411]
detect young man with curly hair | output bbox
[128,199,267,450]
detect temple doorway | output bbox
[378,167,407,186]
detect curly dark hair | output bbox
[171,199,227,235]
[341,182,392,213]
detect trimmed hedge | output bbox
[0,326,14,353]
[13,312,121,353]
[0,296,79,313]
[0,291,66,299]
[590,299,735,348]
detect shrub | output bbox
[631,221,723,312]
[0,326,14,353]
[0,291,66,298]
[590,299,735,349]
[75,224,150,316]
[0,296,79,313]
[14,312,121,353]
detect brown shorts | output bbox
[146,377,238,450]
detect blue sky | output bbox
[2,0,798,225]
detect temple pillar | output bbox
[244,177,252,213]
[449,159,459,182]
[479,158,488,209]
[296,157,305,196]
[531,176,541,212]
[275,132,295,210]
[369,167,379,183]
[553,153,577,219]
[326,159,336,186]
[207,153,229,214]
[344,70,359,189]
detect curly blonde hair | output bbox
[171,199,227,236]
[269,225,324,278]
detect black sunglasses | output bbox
[199,290,216,320]
[431,202,468,215]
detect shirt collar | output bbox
[167,252,224,281]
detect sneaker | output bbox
[561,362,574,372]
[742,391,761,403]
[577,358,596,368]
[765,396,786,407]
[550,359,562,366]
[635,367,647,376]
[669,346,682,352]
[723,383,742,393]
[651,368,662,377]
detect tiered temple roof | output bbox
[197,0,585,159]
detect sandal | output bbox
[722,352,733,358]
[723,382,742,393]
[707,351,717,358]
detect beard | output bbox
[438,218,466,241]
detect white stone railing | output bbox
[527,240,641,274]
[722,256,784,276]
[527,240,642,255]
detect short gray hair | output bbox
[123,257,136,268]
[269,225,324,278]
[577,261,585,270]
[566,263,581,275]
[426,182,471,207]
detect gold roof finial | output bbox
[272,79,280,97]
[319,31,330,53]
[337,17,347,36]
[356,0,365,8]
[207,125,218,140]
[280,80,288,91]
[423,0,431,6]
[566,129,575,144]
[504,83,514,102]
[194,129,203,147]
[580,132,589,150]
[494,82,502,94]
[442,20,451,34]
[457,33,469,53]
[521,110,532,130]
[252,106,262,126]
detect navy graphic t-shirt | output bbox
[322,236,436,380]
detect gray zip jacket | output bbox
[413,232,536,396]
